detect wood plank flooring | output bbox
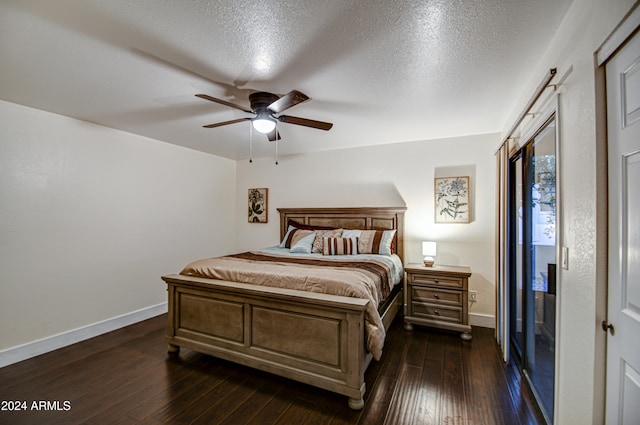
[0,314,544,425]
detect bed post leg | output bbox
[167,343,180,353]
[348,397,365,410]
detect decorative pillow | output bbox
[282,228,315,249]
[342,229,362,239]
[323,237,359,255]
[357,229,396,255]
[311,228,343,253]
[279,225,297,247]
[290,232,317,254]
[280,221,339,248]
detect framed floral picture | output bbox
[435,176,470,223]
[248,188,268,223]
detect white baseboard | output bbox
[0,302,167,368]
[470,312,495,328]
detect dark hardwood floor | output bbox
[0,314,544,425]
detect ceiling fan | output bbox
[196,90,333,141]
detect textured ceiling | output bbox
[0,0,573,160]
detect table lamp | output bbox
[422,241,437,267]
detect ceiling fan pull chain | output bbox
[249,122,253,163]
[275,123,279,165]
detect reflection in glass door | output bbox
[509,116,557,424]
[509,155,524,360]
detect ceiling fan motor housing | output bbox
[249,92,280,113]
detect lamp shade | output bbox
[422,241,437,256]
[422,241,437,267]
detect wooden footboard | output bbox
[162,274,386,409]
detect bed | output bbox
[162,206,406,409]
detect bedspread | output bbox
[180,250,396,360]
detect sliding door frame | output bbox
[506,97,561,425]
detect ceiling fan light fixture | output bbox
[252,117,276,134]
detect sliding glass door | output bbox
[509,115,557,424]
[510,154,524,360]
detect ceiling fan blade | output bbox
[203,117,251,128]
[196,94,253,113]
[266,128,281,141]
[278,115,333,131]
[268,90,309,114]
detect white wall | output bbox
[235,133,498,323]
[0,100,237,351]
[500,0,637,423]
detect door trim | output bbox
[597,4,640,66]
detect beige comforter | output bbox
[180,251,393,360]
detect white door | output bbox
[606,30,640,425]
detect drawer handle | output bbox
[433,294,440,299]
[434,279,439,283]
[434,310,440,315]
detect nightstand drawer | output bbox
[411,303,463,323]
[411,287,462,306]
[408,273,464,289]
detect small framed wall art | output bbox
[435,176,470,223]
[248,188,268,223]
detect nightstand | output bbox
[403,263,472,340]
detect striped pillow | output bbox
[283,228,315,249]
[357,230,396,255]
[323,237,359,255]
[290,232,316,254]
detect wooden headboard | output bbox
[277,207,407,264]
